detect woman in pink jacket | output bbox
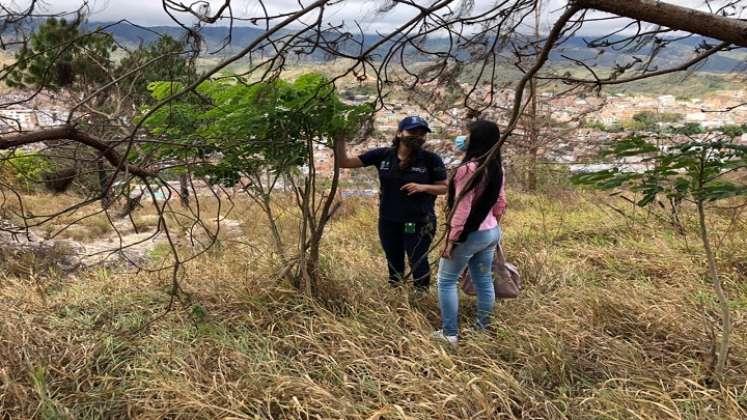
[434,120,506,344]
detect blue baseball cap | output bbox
[398,116,431,133]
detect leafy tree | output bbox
[719,124,746,139]
[631,111,657,131]
[6,17,115,91]
[4,17,119,205]
[142,73,373,294]
[658,112,684,123]
[573,136,747,379]
[621,112,685,133]
[672,123,705,136]
[116,35,197,207]
[2,151,51,192]
[116,35,196,103]
[4,19,198,210]
[583,119,607,131]
[622,119,649,132]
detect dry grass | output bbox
[1,189,746,419]
[1,193,114,241]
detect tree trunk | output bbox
[669,197,685,235]
[525,72,539,191]
[291,136,343,297]
[241,175,295,285]
[304,244,320,294]
[261,193,290,269]
[697,199,732,379]
[525,1,541,192]
[118,193,143,219]
[527,145,539,191]
[179,173,189,208]
[96,158,111,209]
[297,178,314,295]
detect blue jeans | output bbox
[437,227,501,337]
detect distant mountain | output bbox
[549,35,746,73]
[86,22,267,49]
[74,21,745,73]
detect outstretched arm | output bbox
[335,136,364,168]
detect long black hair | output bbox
[446,120,503,242]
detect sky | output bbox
[9,0,745,35]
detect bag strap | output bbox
[495,242,508,266]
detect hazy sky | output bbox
[11,0,742,34]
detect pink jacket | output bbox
[448,161,507,241]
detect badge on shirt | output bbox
[380,160,391,171]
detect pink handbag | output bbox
[459,243,522,299]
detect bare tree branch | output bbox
[575,0,747,48]
[0,126,154,177]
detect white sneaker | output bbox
[432,330,458,345]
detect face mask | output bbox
[454,135,468,152]
[400,135,425,150]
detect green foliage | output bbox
[141,73,373,186]
[3,151,52,191]
[631,111,657,131]
[591,112,686,134]
[584,111,683,133]
[584,119,625,133]
[572,136,747,207]
[2,20,199,199]
[618,112,685,133]
[116,35,196,102]
[719,124,747,139]
[605,72,730,98]
[5,20,194,105]
[5,17,115,91]
[583,119,607,131]
[574,136,746,381]
[671,123,705,136]
[621,119,650,132]
[600,135,658,158]
[658,112,684,123]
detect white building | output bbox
[0,107,67,131]
[658,95,676,108]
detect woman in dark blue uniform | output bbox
[336,116,448,290]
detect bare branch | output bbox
[575,0,747,48]
[0,126,154,177]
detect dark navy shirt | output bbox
[359,147,447,222]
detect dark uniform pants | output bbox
[377,218,435,289]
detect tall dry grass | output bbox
[1,189,746,419]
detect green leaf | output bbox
[139,72,373,186]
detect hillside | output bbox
[1,188,745,418]
[3,20,742,94]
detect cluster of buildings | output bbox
[0,93,69,144]
[311,85,747,179]
[3,84,746,182]
[595,91,747,129]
